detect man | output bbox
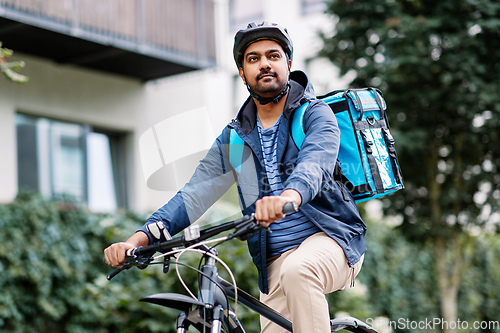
[105,22,367,333]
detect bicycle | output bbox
[107,202,379,333]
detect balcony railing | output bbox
[0,0,217,80]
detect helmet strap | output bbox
[246,82,290,105]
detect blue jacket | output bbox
[140,71,367,293]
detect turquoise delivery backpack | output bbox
[229,87,404,203]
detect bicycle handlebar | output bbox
[107,201,298,280]
[282,201,298,214]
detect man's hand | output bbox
[104,232,149,267]
[255,189,302,227]
[104,242,136,267]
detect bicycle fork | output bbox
[200,256,246,333]
[210,305,224,333]
[175,307,244,333]
[176,313,188,333]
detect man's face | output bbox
[239,40,291,99]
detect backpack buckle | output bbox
[361,130,373,146]
[360,130,373,154]
[383,128,395,144]
[367,116,376,126]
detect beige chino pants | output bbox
[260,232,364,333]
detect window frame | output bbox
[15,112,129,211]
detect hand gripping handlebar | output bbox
[107,201,299,280]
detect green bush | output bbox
[357,212,500,333]
[0,192,259,332]
[2,192,498,332]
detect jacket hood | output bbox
[289,70,316,100]
[235,70,316,135]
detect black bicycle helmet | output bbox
[233,21,293,68]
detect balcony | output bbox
[0,0,217,81]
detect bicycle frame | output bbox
[140,250,378,333]
[107,206,379,333]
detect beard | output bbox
[247,69,288,97]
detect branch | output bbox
[435,235,449,290]
[426,142,442,225]
[0,42,29,83]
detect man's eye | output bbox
[270,54,280,59]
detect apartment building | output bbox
[0,0,349,216]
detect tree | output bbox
[0,42,29,83]
[320,0,500,332]
[355,207,500,333]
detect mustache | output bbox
[256,70,277,80]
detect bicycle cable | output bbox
[177,242,239,318]
[153,236,240,318]
[146,259,231,324]
[196,235,236,292]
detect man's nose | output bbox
[259,57,271,70]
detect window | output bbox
[230,0,263,31]
[302,0,327,15]
[16,114,127,212]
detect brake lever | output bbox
[107,262,131,280]
[163,256,171,274]
[229,214,268,241]
[107,248,155,281]
[127,247,153,270]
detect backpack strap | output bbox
[290,101,309,150]
[229,128,245,173]
[229,102,308,173]
[382,127,404,185]
[359,129,385,193]
[229,100,318,170]
[231,101,309,173]
[291,101,350,200]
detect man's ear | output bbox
[288,59,292,71]
[238,67,246,85]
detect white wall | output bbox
[0,53,236,214]
[136,68,235,213]
[0,54,142,206]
